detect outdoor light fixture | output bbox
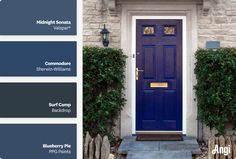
[100,24,110,47]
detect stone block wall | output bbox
[198,0,236,48]
[84,0,236,50]
[83,0,121,48]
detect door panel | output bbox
[143,46,156,79]
[143,90,155,120]
[136,19,182,131]
[164,46,176,78]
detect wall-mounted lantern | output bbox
[100,24,110,47]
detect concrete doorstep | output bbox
[118,136,201,159]
[126,151,192,159]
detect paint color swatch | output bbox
[0,42,76,76]
[0,0,76,35]
[0,124,76,159]
[0,83,76,117]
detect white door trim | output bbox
[131,16,187,134]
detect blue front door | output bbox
[136,19,183,131]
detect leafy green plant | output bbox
[83,46,127,138]
[195,48,236,135]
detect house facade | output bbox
[83,0,236,140]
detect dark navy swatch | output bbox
[0,83,76,117]
[0,0,76,35]
[0,124,76,159]
[0,42,76,76]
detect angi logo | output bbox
[212,145,231,156]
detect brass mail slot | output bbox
[150,82,168,88]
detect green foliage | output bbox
[83,46,127,138]
[195,48,236,135]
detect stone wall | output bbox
[83,0,121,48]
[84,0,236,49]
[198,0,236,48]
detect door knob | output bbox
[136,68,144,80]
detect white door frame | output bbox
[131,16,187,134]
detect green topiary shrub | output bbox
[195,48,236,135]
[83,46,127,138]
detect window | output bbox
[163,26,175,35]
[143,26,155,35]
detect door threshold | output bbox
[136,131,182,135]
[136,132,183,141]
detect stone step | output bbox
[118,136,201,155]
[126,151,192,159]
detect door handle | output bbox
[136,68,144,80]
